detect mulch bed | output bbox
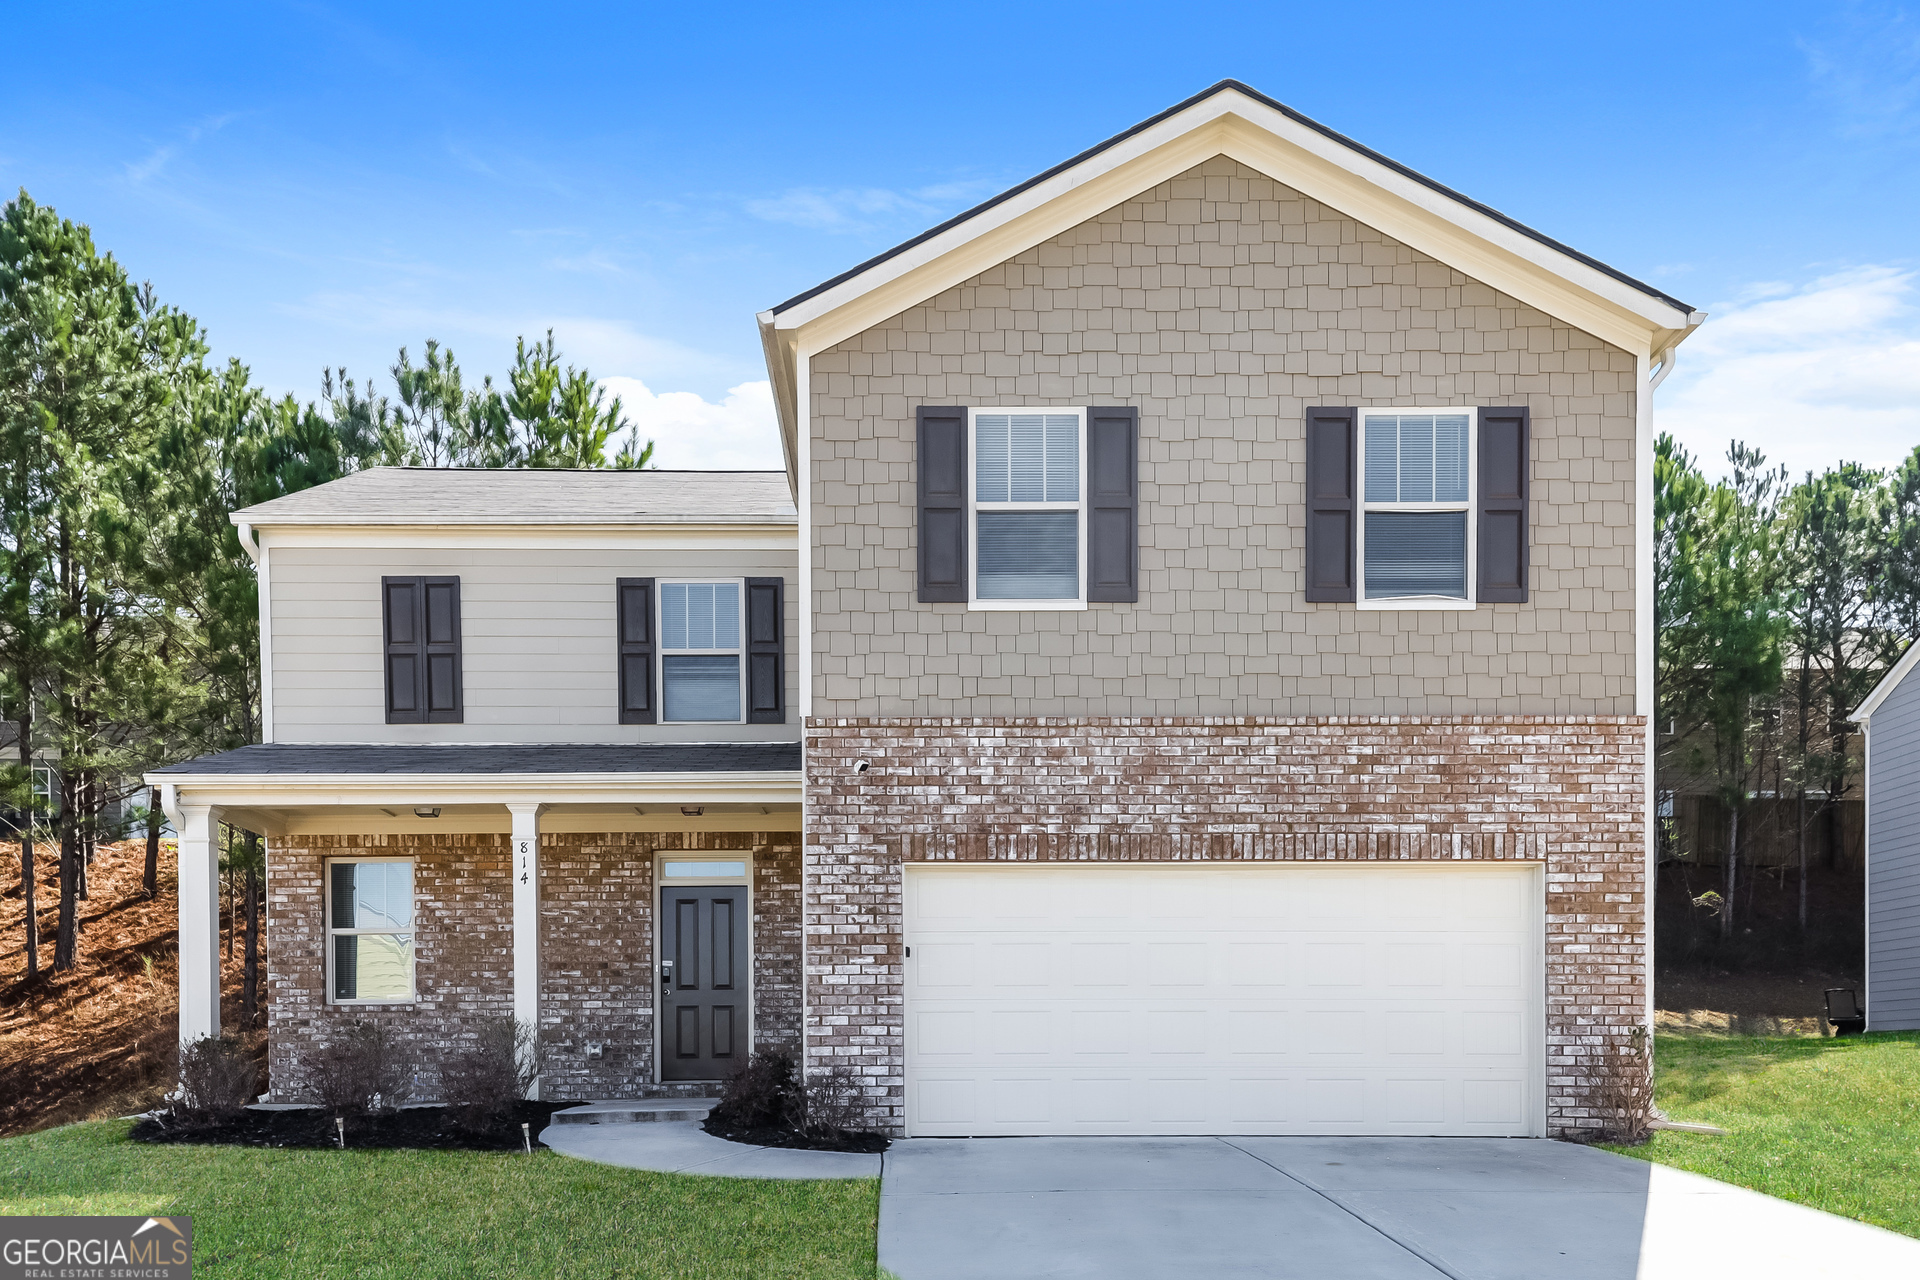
[701,1116,888,1154]
[130,1100,571,1151]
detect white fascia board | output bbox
[758,311,801,503]
[1852,640,1920,725]
[230,512,795,529]
[769,89,1699,361]
[250,522,797,554]
[141,769,804,809]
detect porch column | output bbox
[174,802,220,1046]
[507,803,545,1097]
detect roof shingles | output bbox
[153,742,801,775]
[232,468,796,525]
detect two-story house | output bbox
[157,81,1699,1138]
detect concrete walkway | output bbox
[538,1114,881,1180]
[878,1136,1920,1280]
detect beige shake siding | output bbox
[808,155,1638,718]
[269,546,800,743]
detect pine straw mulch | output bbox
[0,837,261,1137]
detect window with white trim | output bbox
[969,408,1085,608]
[1359,409,1476,606]
[660,579,744,722]
[328,858,414,1003]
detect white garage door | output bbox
[904,862,1542,1137]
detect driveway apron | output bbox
[877,1136,1920,1280]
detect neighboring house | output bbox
[1849,644,1920,1030]
[156,80,1702,1137]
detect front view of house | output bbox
[155,81,1700,1138]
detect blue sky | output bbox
[4,1,1918,476]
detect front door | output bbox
[659,885,750,1080]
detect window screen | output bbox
[973,412,1082,602]
[1361,413,1472,602]
[660,581,742,721]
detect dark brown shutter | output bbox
[917,405,968,602]
[384,575,463,723]
[383,577,422,723]
[421,577,463,723]
[1303,407,1357,602]
[1086,406,1139,603]
[745,577,785,723]
[1477,406,1530,603]
[616,578,655,724]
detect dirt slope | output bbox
[0,837,251,1137]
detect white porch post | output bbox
[508,803,545,1098]
[173,802,220,1046]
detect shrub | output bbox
[795,1063,872,1139]
[709,1051,874,1138]
[1592,1026,1654,1145]
[709,1051,802,1132]
[437,1016,538,1121]
[301,1020,414,1115]
[174,1035,259,1122]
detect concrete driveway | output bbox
[878,1136,1920,1279]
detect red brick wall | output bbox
[266,830,802,1102]
[802,716,1648,1137]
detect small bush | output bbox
[1592,1026,1654,1145]
[437,1016,538,1121]
[709,1052,874,1139]
[796,1064,872,1139]
[302,1021,414,1116]
[174,1035,259,1122]
[709,1051,802,1132]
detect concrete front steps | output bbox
[551,1098,718,1126]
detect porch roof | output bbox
[151,741,802,776]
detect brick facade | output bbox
[266,829,801,1102]
[802,715,1647,1138]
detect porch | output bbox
[145,742,802,1100]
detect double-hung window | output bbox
[660,580,743,722]
[1359,409,1476,607]
[328,858,414,1003]
[969,409,1085,608]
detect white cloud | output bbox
[601,376,783,470]
[745,179,1000,234]
[1659,266,1920,478]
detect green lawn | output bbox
[0,1121,879,1278]
[1611,1030,1920,1238]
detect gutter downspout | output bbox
[234,522,261,564]
[1648,344,1678,393]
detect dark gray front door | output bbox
[659,885,749,1080]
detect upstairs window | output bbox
[1359,411,1474,606]
[383,576,463,722]
[970,409,1084,607]
[660,580,743,722]
[328,858,414,1003]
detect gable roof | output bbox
[770,79,1695,322]
[756,80,1706,492]
[230,467,796,527]
[1853,640,1920,725]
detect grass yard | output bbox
[0,1120,879,1278]
[1611,1030,1920,1238]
